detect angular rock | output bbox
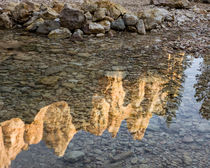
[151,0,190,9]
[127,26,137,32]
[99,20,111,32]
[85,11,93,20]
[111,17,125,31]
[136,19,146,35]
[52,0,64,13]
[83,22,105,34]
[60,5,85,31]
[82,0,98,13]
[123,14,138,26]
[139,8,169,30]
[64,151,85,163]
[93,8,107,21]
[12,1,40,24]
[72,29,84,41]
[0,12,13,29]
[26,18,44,31]
[23,15,39,27]
[96,0,127,19]
[3,2,17,13]
[40,7,59,20]
[36,20,60,34]
[48,28,72,39]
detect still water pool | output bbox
[0,30,209,168]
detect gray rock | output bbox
[136,19,146,35]
[45,65,67,75]
[60,5,85,30]
[123,14,138,26]
[64,151,85,163]
[36,20,60,34]
[111,17,125,31]
[183,135,194,143]
[72,29,84,40]
[0,12,13,29]
[48,28,72,39]
[140,8,169,30]
[110,151,133,163]
[26,18,44,31]
[151,0,190,9]
[83,22,105,34]
[197,123,210,133]
[0,101,4,110]
[85,12,93,20]
[131,157,138,164]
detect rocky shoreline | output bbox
[1,0,208,40]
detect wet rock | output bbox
[39,76,60,85]
[0,101,4,110]
[183,135,194,143]
[136,19,146,35]
[196,123,210,133]
[131,157,138,164]
[99,20,111,32]
[12,1,40,24]
[85,11,93,20]
[40,7,59,20]
[151,0,190,9]
[48,28,71,39]
[111,17,125,31]
[64,151,85,163]
[0,12,13,29]
[110,151,133,162]
[123,14,138,26]
[26,18,44,31]
[183,152,192,165]
[36,20,60,34]
[93,8,107,21]
[60,5,85,31]
[104,161,123,168]
[139,8,169,30]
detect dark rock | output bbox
[36,20,60,34]
[111,17,125,31]
[60,5,85,31]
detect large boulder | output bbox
[48,28,72,39]
[36,20,60,34]
[111,17,125,31]
[151,0,190,8]
[139,8,169,30]
[12,1,40,24]
[60,4,85,31]
[0,12,13,29]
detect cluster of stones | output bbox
[0,0,174,40]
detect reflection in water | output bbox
[0,30,192,168]
[194,55,210,119]
[0,60,185,168]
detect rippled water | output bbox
[0,29,209,168]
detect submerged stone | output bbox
[64,151,85,163]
